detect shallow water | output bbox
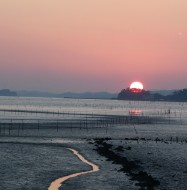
[0,97,186,140]
[48,148,99,190]
[0,96,186,119]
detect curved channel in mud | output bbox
[48,148,99,190]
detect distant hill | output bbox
[17,90,55,98]
[150,90,175,96]
[118,88,153,101]
[58,92,117,99]
[167,89,187,102]
[17,90,117,99]
[0,89,17,96]
[3,88,187,101]
[118,88,187,102]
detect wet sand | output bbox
[0,117,187,190]
[0,136,186,190]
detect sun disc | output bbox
[130,82,144,91]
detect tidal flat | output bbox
[0,97,187,189]
[0,128,186,190]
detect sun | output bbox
[130,81,144,92]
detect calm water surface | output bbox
[0,96,186,119]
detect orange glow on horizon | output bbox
[0,1,186,92]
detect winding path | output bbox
[48,148,99,190]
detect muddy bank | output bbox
[0,136,186,190]
[89,137,187,190]
[93,138,160,190]
[0,142,88,190]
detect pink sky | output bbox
[0,0,187,92]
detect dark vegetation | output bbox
[118,88,152,101]
[167,89,187,102]
[118,88,187,102]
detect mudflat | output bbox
[0,124,186,190]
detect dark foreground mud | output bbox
[93,138,160,190]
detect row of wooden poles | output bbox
[0,115,157,136]
[0,109,184,125]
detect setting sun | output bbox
[130,82,144,92]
